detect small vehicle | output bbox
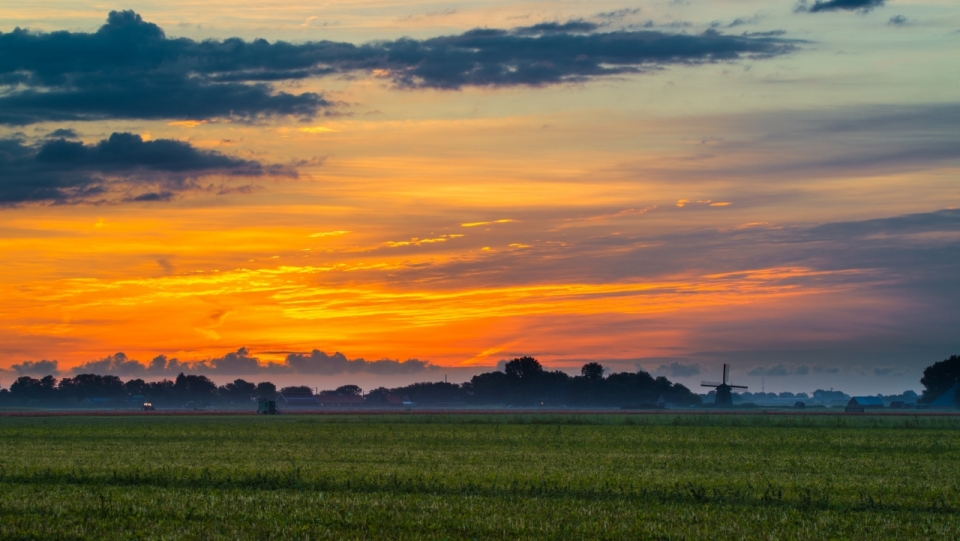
[142,402,155,411]
[258,399,280,414]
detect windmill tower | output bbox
[701,364,747,406]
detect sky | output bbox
[0,0,958,395]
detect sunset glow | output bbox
[1,0,958,393]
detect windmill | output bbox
[701,364,747,406]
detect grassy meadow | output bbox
[0,413,958,539]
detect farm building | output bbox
[276,392,319,407]
[929,384,959,408]
[384,394,415,406]
[80,397,112,406]
[845,396,884,413]
[316,394,365,406]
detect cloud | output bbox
[746,364,810,376]
[596,8,641,19]
[0,11,327,125]
[0,132,293,205]
[656,361,702,377]
[726,15,762,28]
[69,352,149,377]
[44,128,78,139]
[284,350,435,375]
[813,365,841,374]
[8,359,60,376]
[888,15,907,26]
[52,348,438,378]
[0,11,799,124]
[874,367,893,376]
[798,0,885,13]
[513,20,600,35]
[380,27,798,90]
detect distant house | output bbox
[929,384,959,408]
[276,392,319,407]
[316,394,365,406]
[80,397,112,406]
[845,396,884,412]
[384,394,414,406]
[656,394,686,408]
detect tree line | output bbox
[0,357,700,408]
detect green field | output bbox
[1,414,958,539]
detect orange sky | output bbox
[1,1,959,393]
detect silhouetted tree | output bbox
[57,374,124,402]
[581,362,604,381]
[364,387,391,404]
[124,378,149,396]
[254,381,277,399]
[174,373,217,403]
[463,371,511,404]
[281,385,314,395]
[505,357,544,379]
[388,382,460,404]
[920,354,960,404]
[335,384,362,396]
[220,379,256,403]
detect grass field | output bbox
[1,414,958,539]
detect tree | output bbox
[124,378,149,396]
[581,362,604,381]
[57,374,124,402]
[174,373,217,403]
[463,371,511,404]
[220,379,256,403]
[10,376,42,401]
[281,385,313,395]
[920,354,960,403]
[254,381,277,399]
[335,384,362,396]
[504,356,544,379]
[364,387,391,404]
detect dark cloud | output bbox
[9,359,60,376]
[0,11,327,125]
[746,364,810,377]
[0,132,292,205]
[656,361,702,377]
[742,30,787,37]
[380,27,796,90]
[55,348,437,378]
[798,0,885,13]
[888,15,908,26]
[513,20,600,35]
[726,16,762,28]
[0,11,798,124]
[69,352,148,377]
[45,128,78,139]
[285,350,435,375]
[596,8,641,19]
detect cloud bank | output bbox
[1,348,439,379]
[798,0,885,13]
[0,132,292,204]
[0,11,799,124]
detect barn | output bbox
[276,392,319,407]
[316,394,365,406]
[845,396,884,413]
